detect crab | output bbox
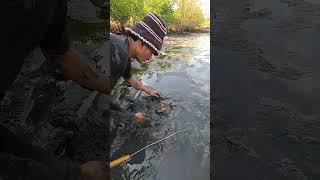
[157,105,168,113]
[156,102,175,114]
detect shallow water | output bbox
[110,33,210,180]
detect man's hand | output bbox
[146,89,160,98]
[135,112,145,125]
[127,77,160,98]
[80,161,107,180]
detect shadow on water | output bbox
[110,33,210,180]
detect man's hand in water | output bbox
[146,89,160,98]
[127,77,160,98]
[135,112,145,125]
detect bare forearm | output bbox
[127,77,160,98]
[127,77,150,94]
[46,48,110,94]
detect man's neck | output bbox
[128,37,135,60]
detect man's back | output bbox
[110,33,132,90]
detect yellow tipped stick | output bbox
[109,124,194,168]
[109,155,131,168]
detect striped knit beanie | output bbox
[125,12,167,55]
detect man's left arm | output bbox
[45,48,110,94]
[40,0,110,94]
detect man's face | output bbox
[135,42,155,64]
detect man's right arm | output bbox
[45,48,110,95]
[127,76,160,98]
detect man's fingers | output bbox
[152,93,160,98]
[155,92,161,98]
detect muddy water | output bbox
[110,33,210,180]
[213,0,320,179]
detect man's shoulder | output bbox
[110,33,126,45]
[110,33,129,61]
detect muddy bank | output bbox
[213,0,320,179]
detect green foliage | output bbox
[158,62,172,69]
[143,0,176,24]
[110,0,133,25]
[174,0,205,31]
[110,0,206,32]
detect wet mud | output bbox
[213,0,320,179]
[0,1,107,164]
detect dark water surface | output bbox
[213,0,320,179]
